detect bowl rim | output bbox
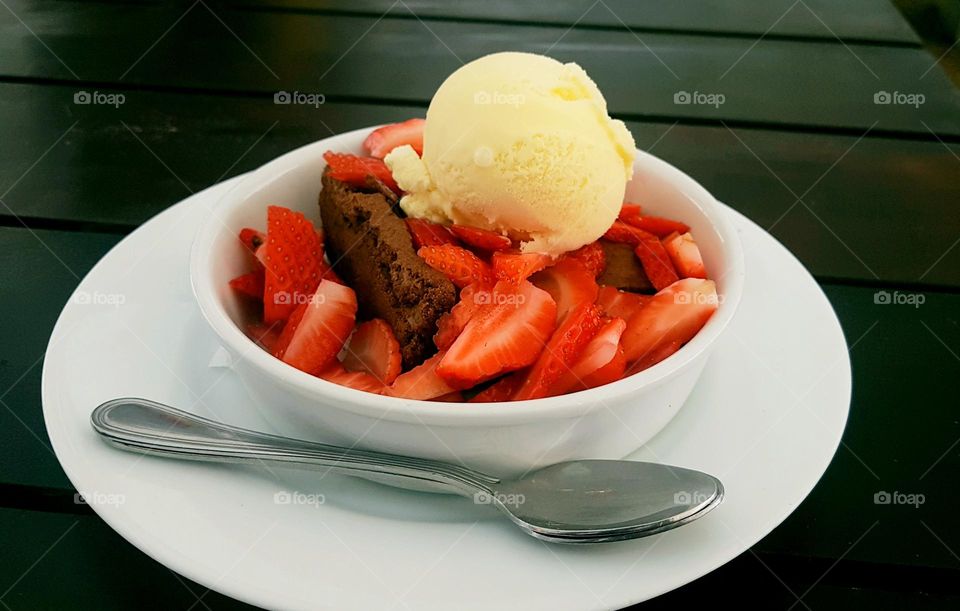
[190,126,745,425]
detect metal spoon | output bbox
[90,398,723,544]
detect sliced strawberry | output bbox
[469,373,525,403]
[580,347,627,390]
[432,391,464,402]
[229,270,264,299]
[405,218,459,249]
[531,258,599,324]
[554,317,626,394]
[387,353,458,400]
[323,151,399,194]
[492,251,552,284]
[634,236,679,291]
[602,220,649,245]
[437,280,557,389]
[261,205,324,323]
[663,231,707,279]
[512,303,604,401]
[621,278,718,366]
[596,285,650,320]
[417,244,494,288]
[562,242,606,278]
[318,362,387,395]
[627,338,684,374]
[245,321,282,353]
[434,284,487,350]
[450,225,513,252]
[341,319,402,385]
[618,203,643,224]
[272,280,357,375]
[621,214,690,238]
[363,118,426,158]
[239,227,266,252]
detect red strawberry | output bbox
[239,227,266,252]
[663,232,707,279]
[387,353,458,400]
[434,284,487,350]
[562,242,606,278]
[621,278,718,366]
[596,285,650,320]
[323,151,399,193]
[469,373,525,403]
[261,206,324,323]
[580,348,627,390]
[618,203,643,223]
[229,270,264,299]
[363,118,425,158]
[341,319,402,385]
[621,214,690,238]
[492,251,552,284]
[432,391,465,402]
[531,258,599,324]
[417,244,494,288]
[437,280,557,388]
[450,225,513,251]
[512,303,604,401]
[245,321,282,353]
[405,218,459,249]
[603,220,649,245]
[634,236,679,291]
[554,317,626,394]
[318,362,387,395]
[272,280,357,375]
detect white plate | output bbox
[42,178,850,610]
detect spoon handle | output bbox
[91,398,496,495]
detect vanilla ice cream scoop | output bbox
[385,52,635,256]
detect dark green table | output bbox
[2,0,959,608]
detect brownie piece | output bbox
[318,171,457,369]
[598,240,654,293]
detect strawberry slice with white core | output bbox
[595,285,650,321]
[554,317,627,394]
[273,280,357,375]
[621,278,718,366]
[341,319,402,384]
[363,118,426,158]
[437,280,557,389]
[662,231,707,279]
[319,362,387,395]
[531,258,599,324]
[388,353,458,400]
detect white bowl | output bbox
[189,126,744,479]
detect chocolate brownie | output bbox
[319,170,457,369]
[598,240,654,293]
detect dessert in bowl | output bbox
[189,52,744,478]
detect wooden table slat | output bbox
[0,2,956,135]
